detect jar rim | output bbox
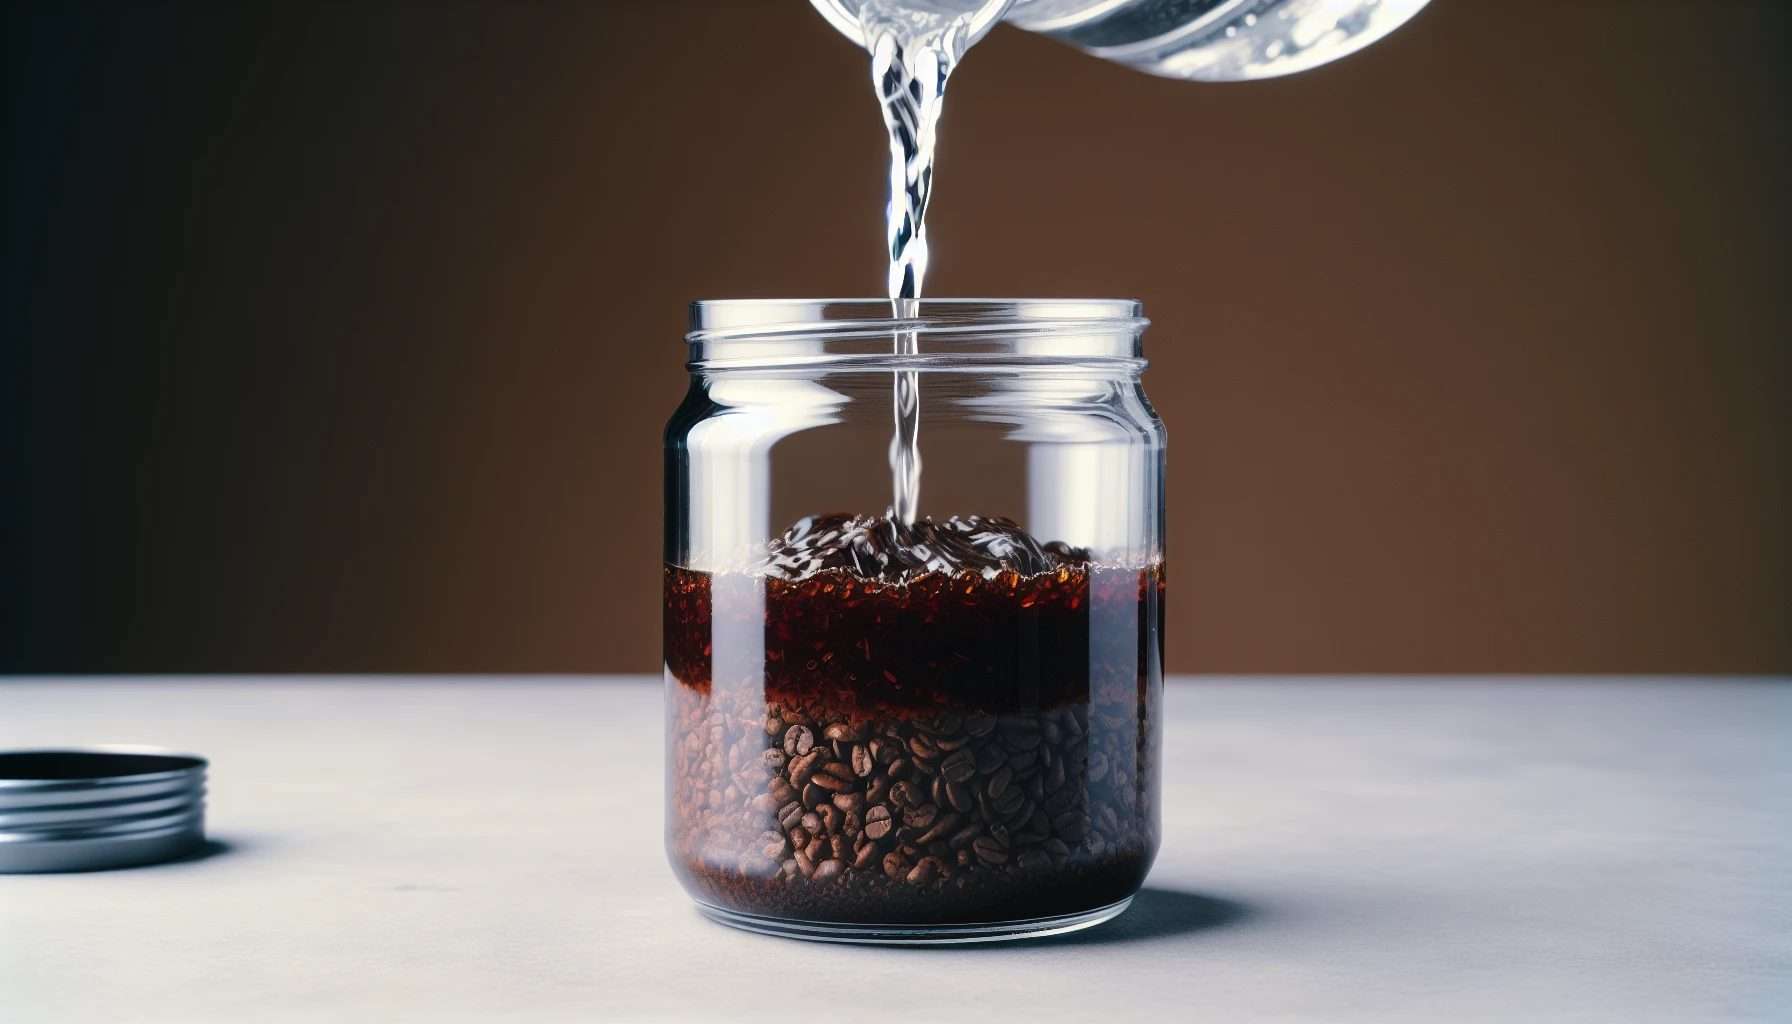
[686,299,1149,373]
[686,298,1147,343]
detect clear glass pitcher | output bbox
[811,0,1432,81]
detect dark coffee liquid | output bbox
[666,514,1164,925]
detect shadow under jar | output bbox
[664,299,1166,943]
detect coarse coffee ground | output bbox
[666,514,1163,928]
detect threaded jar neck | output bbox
[686,299,1149,373]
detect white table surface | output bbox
[1,676,1787,1022]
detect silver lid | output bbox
[0,747,207,873]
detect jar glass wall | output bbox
[664,299,1165,942]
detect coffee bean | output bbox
[788,749,821,786]
[948,821,982,850]
[1043,838,1071,858]
[917,812,963,846]
[941,749,976,783]
[769,779,798,806]
[919,712,963,736]
[853,843,879,869]
[788,825,810,849]
[1063,753,1086,780]
[903,803,940,829]
[800,811,822,833]
[945,779,973,813]
[882,851,908,880]
[761,749,788,772]
[805,835,828,861]
[1002,716,1041,738]
[974,743,1006,774]
[971,835,1009,865]
[987,766,1015,800]
[823,722,864,743]
[1087,752,1109,782]
[996,785,1025,817]
[783,725,815,757]
[908,734,939,760]
[794,850,816,877]
[811,771,853,793]
[888,758,913,781]
[930,775,947,807]
[1052,811,1088,841]
[1016,850,1050,872]
[965,714,997,738]
[830,835,850,862]
[831,791,865,814]
[866,776,892,806]
[761,831,789,859]
[889,781,920,808]
[905,857,943,885]
[812,858,844,881]
[749,793,779,814]
[818,805,841,834]
[975,785,996,823]
[802,783,828,810]
[864,805,894,840]
[777,802,804,830]
[851,743,875,778]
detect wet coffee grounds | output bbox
[666,513,1163,926]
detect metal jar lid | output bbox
[0,748,207,873]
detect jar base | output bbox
[692,895,1133,945]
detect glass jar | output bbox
[664,299,1166,942]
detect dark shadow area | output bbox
[818,886,1256,951]
[110,837,240,873]
[692,886,1256,949]
[10,837,242,875]
[164,837,236,866]
[1010,887,1255,948]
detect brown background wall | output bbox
[6,1,1788,674]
